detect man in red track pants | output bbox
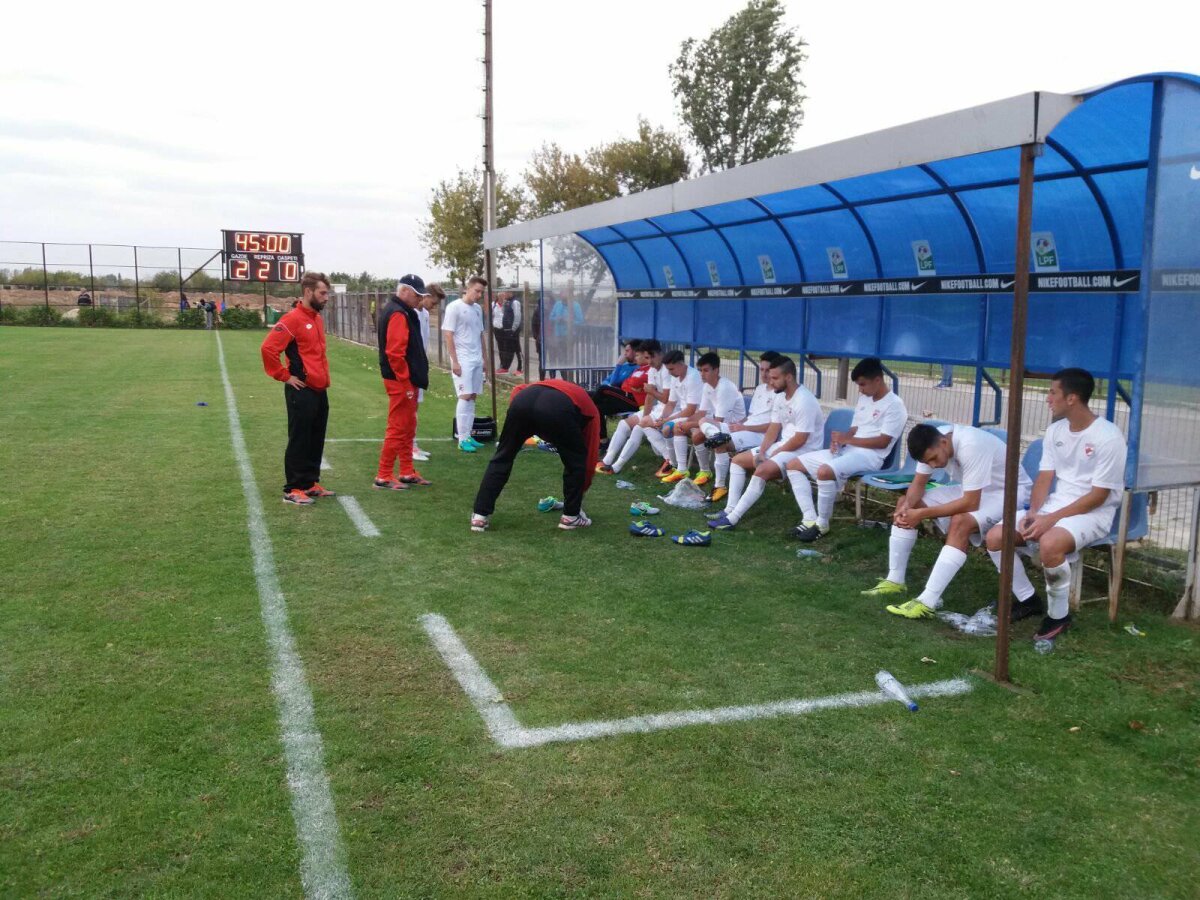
[374,274,431,490]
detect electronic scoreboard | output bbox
[222,230,304,282]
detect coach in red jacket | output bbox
[260,272,334,505]
[374,274,431,489]
[470,380,600,532]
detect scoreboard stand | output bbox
[221,230,305,325]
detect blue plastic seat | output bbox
[1069,491,1149,617]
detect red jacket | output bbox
[620,364,651,406]
[511,379,601,491]
[261,304,330,390]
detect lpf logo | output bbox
[912,241,936,274]
[1033,232,1060,272]
[1084,443,1095,458]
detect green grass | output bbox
[2,327,1197,898]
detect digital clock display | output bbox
[222,230,305,282]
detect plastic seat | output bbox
[859,420,952,493]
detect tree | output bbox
[590,118,691,195]
[524,143,617,217]
[669,0,807,173]
[420,168,526,287]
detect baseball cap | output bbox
[397,274,430,297]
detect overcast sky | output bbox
[2,0,1195,281]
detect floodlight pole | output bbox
[994,141,1039,683]
[482,0,499,419]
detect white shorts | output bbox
[796,446,885,486]
[730,429,765,452]
[924,485,1028,547]
[1035,492,1119,550]
[753,441,804,472]
[452,361,484,397]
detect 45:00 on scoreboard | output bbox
[222,230,305,283]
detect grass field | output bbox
[2,327,1197,898]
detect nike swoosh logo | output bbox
[1113,275,1138,288]
[911,282,926,291]
[840,285,853,293]
[1000,279,1015,289]
[1191,165,1200,180]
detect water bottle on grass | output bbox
[875,670,919,711]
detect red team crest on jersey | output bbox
[872,410,880,419]
[1084,443,1095,458]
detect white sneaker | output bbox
[412,448,431,461]
[470,514,489,532]
[558,511,592,530]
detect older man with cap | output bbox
[374,274,431,490]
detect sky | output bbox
[2,0,1196,282]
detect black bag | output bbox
[452,415,497,443]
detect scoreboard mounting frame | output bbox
[222,230,305,283]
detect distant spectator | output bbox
[935,364,953,390]
[531,293,545,378]
[179,293,190,310]
[77,289,92,307]
[201,298,216,329]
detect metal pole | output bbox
[994,142,1039,684]
[177,247,185,313]
[133,246,141,310]
[88,244,96,304]
[263,281,268,328]
[41,243,49,308]
[482,0,498,418]
[220,252,227,309]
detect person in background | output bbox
[935,363,954,389]
[413,283,445,462]
[442,275,487,453]
[259,271,335,505]
[496,290,523,375]
[531,292,545,379]
[178,293,190,310]
[373,274,431,490]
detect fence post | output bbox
[41,243,49,308]
[88,245,96,305]
[133,246,141,310]
[836,358,850,400]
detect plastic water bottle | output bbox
[1034,639,1055,655]
[615,480,636,490]
[795,548,823,559]
[875,670,919,711]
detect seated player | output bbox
[658,349,705,483]
[789,357,908,542]
[702,351,781,502]
[864,422,1037,620]
[984,368,1127,642]
[590,340,649,437]
[685,351,748,490]
[706,356,823,529]
[597,340,672,475]
[602,339,641,387]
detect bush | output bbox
[221,307,263,330]
[21,305,62,327]
[78,306,118,327]
[118,309,164,329]
[176,308,205,329]
[0,306,19,325]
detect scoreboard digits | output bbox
[223,230,304,282]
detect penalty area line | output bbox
[421,612,974,750]
[216,332,353,899]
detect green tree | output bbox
[590,118,691,194]
[420,168,527,287]
[524,143,617,217]
[669,0,807,173]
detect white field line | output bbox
[420,614,525,746]
[216,333,353,899]
[421,612,974,750]
[321,455,330,470]
[337,496,381,538]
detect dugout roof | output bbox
[486,73,1200,488]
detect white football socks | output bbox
[728,475,766,524]
[613,426,645,472]
[456,398,475,443]
[673,434,690,471]
[715,452,731,488]
[917,545,967,609]
[988,549,1037,602]
[887,525,918,584]
[816,478,839,529]
[1044,560,1072,619]
[695,444,712,472]
[603,418,632,465]
[787,469,817,522]
[726,466,748,510]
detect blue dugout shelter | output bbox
[487,73,1200,632]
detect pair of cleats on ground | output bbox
[282,484,335,505]
[472,510,592,532]
[458,436,485,453]
[863,579,1069,641]
[372,473,432,490]
[629,519,712,545]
